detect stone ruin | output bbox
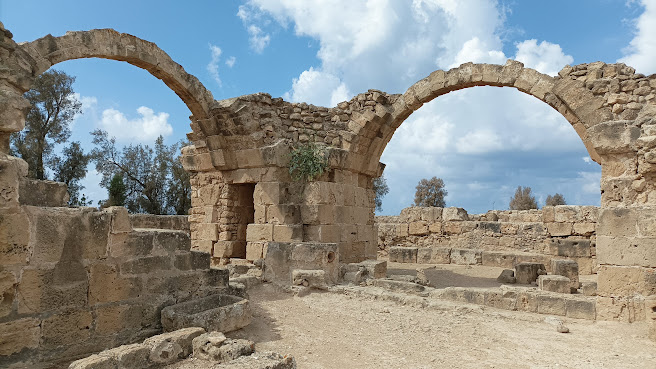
[1,24,656,367]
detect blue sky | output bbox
[2,0,655,215]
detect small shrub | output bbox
[289,142,329,182]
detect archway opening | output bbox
[376,85,601,288]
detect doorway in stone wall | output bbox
[230,183,256,261]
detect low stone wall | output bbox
[0,206,226,368]
[129,214,190,233]
[377,206,598,273]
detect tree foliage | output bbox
[51,141,91,206]
[10,70,81,180]
[414,177,447,207]
[107,173,127,207]
[545,193,566,206]
[288,142,328,182]
[509,186,538,210]
[373,174,389,212]
[91,129,191,215]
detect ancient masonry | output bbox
[1,25,656,365]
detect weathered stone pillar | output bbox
[592,108,656,327]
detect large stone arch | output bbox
[0,27,215,152]
[346,60,613,177]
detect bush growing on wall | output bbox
[289,142,329,182]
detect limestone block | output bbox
[263,242,339,285]
[18,178,69,207]
[254,204,266,223]
[547,239,591,257]
[17,267,88,314]
[300,205,334,225]
[408,221,429,235]
[515,262,546,284]
[500,223,518,235]
[496,269,516,284]
[565,298,596,320]
[371,279,425,294]
[192,332,227,360]
[443,221,462,235]
[193,240,214,254]
[69,355,115,369]
[514,68,541,93]
[197,223,218,241]
[417,247,451,264]
[396,223,409,237]
[161,294,251,334]
[551,259,580,291]
[120,255,172,274]
[482,251,516,269]
[547,222,573,236]
[304,224,340,243]
[536,294,567,316]
[596,296,645,322]
[399,207,422,222]
[98,343,151,369]
[484,290,517,310]
[588,120,640,155]
[573,222,596,236]
[450,249,482,265]
[443,207,468,221]
[88,263,141,305]
[538,275,571,294]
[273,225,303,242]
[144,327,206,364]
[292,269,327,287]
[0,270,16,318]
[213,241,246,258]
[581,281,597,296]
[420,207,443,222]
[359,259,387,279]
[105,206,132,234]
[154,230,190,253]
[542,206,555,223]
[0,318,40,356]
[42,309,93,347]
[428,222,442,234]
[597,265,656,296]
[596,236,656,267]
[554,206,579,222]
[388,246,418,263]
[246,224,273,242]
[246,242,265,261]
[267,204,301,224]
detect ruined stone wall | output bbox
[0,202,227,367]
[377,206,598,273]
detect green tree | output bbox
[545,193,566,206]
[51,141,91,206]
[107,173,127,207]
[10,70,81,180]
[414,177,447,207]
[373,174,389,212]
[91,130,190,214]
[509,186,538,210]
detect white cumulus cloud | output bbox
[99,106,172,143]
[514,39,574,76]
[283,67,351,107]
[618,0,656,74]
[225,56,236,68]
[207,44,223,86]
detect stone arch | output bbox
[347,60,612,176]
[20,28,215,127]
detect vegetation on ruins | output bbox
[91,130,191,215]
[288,141,329,182]
[545,193,567,206]
[414,177,447,207]
[509,186,538,210]
[9,69,92,206]
[373,174,390,212]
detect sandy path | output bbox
[227,283,656,369]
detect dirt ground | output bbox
[224,279,655,369]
